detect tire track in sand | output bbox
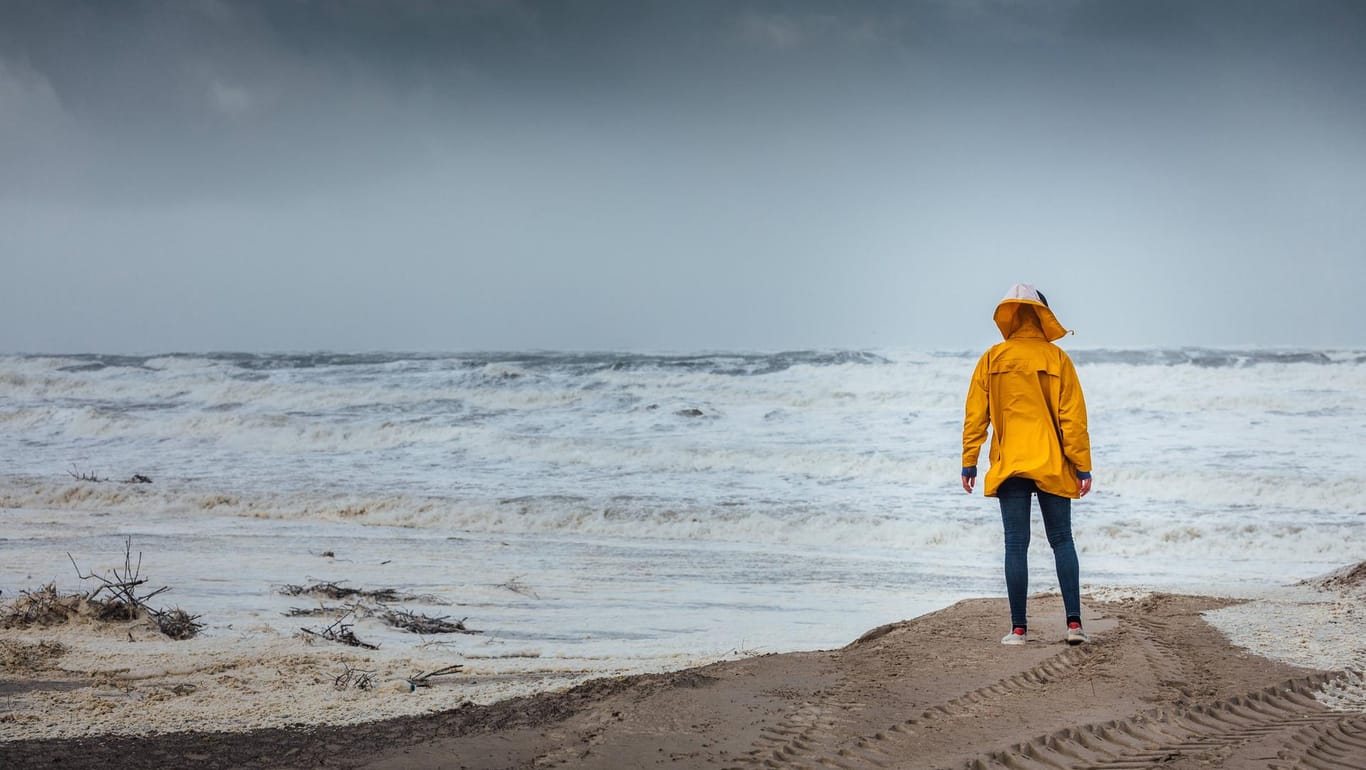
[1124,614,1201,701]
[726,643,1101,770]
[1269,712,1366,770]
[724,696,865,770]
[962,671,1356,769]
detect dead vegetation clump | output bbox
[333,664,376,691]
[1,583,86,628]
[284,604,351,618]
[282,579,478,650]
[296,605,481,647]
[380,609,480,635]
[300,612,380,650]
[277,581,408,603]
[0,539,203,640]
[153,607,203,640]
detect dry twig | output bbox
[300,612,379,650]
[68,537,169,621]
[333,664,376,691]
[406,664,463,688]
[495,576,541,599]
[68,464,107,482]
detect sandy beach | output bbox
[3,563,1363,770]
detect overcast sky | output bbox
[2,0,1364,353]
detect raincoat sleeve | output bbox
[962,352,990,471]
[1057,353,1092,474]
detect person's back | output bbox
[962,283,1093,645]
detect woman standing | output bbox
[962,283,1093,645]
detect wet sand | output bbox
[4,584,1364,770]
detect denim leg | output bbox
[998,485,1033,628]
[1037,490,1081,621]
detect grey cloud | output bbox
[1,1,1364,351]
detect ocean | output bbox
[2,349,1363,678]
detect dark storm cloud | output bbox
[2,1,1365,351]
[7,0,1364,200]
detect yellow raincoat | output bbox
[962,289,1092,498]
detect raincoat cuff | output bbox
[1076,471,1092,480]
[962,466,977,478]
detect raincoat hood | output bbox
[993,283,1069,342]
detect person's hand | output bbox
[1078,477,1092,497]
[962,474,975,494]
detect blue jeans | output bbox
[997,476,1081,628]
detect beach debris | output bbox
[152,607,204,640]
[1,540,202,639]
[333,663,377,691]
[68,539,173,622]
[1,583,84,627]
[300,612,379,650]
[405,663,464,689]
[416,638,464,650]
[284,604,350,618]
[380,608,480,635]
[496,576,540,599]
[67,464,107,482]
[64,467,150,483]
[277,581,404,602]
[277,581,447,607]
[69,538,203,638]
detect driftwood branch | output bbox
[68,538,152,621]
[62,538,202,638]
[380,608,480,635]
[300,612,379,650]
[495,576,541,599]
[406,664,463,688]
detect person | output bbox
[961,283,1093,646]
